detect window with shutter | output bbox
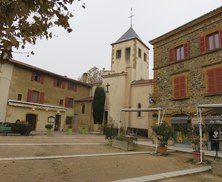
[27,89,44,104]
[68,82,77,91]
[169,43,189,63]
[173,75,186,99]
[65,97,74,108]
[207,67,222,94]
[31,72,43,83]
[200,30,222,54]
[207,32,219,51]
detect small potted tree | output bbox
[191,124,205,162]
[67,125,73,135]
[152,122,173,154]
[45,124,53,136]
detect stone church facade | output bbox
[102,27,154,137]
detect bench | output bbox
[0,126,12,135]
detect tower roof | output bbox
[112,27,149,49]
[115,27,141,43]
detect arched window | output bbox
[81,104,85,114]
[137,103,141,117]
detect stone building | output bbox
[150,6,222,150]
[102,26,154,137]
[0,59,92,132]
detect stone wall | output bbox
[151,7,222,116]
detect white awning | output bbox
[8,99,67,112]
[120,107,162,112]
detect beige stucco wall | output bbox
[103,74,126,128]
[4,62,91,132]
[130,84,153,128]
[130,82,154,137]
[0,63,13,122]
[6,106,66,131]
[75,102,93,131]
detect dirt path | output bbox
[0,134,221,182]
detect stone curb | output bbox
[112,166,212,182]
[0,151,149,161]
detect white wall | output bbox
[0,63,13,122]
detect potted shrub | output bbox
[67,125,73,135]
[191,124,205,162]
[45,124,53,136]
[152,122,173,154]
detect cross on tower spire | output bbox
[129,8,134,27]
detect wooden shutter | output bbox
[215,67,222,93]
[174,77,180,98]
[53,79,57,87]
[62,81,65,89]
[31,73,35,81]
[39,92,44,104]
[184,43,189,59]
[169,48,175,63]
[174,76,186,98]
[40,75,44,84]
[219,30,222,48]
[207,69,215,94]
[180,76,186,97]
[65,97,69,108]
[199,36,206,54]
[27,89,32,102]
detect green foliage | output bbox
[92,86,106,124]
[45,124,53,129]
[79,66,104,83]
[152,122,173,147]
[0,0,85,62]
[103,125,117,139]
[7,122,32,135]
[191,124,206,152]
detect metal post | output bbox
[198,108,203,163]
[199,108,203,163]
[118,110,121,136]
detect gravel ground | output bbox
[0,133,221,182]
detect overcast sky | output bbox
[12,0,222,80]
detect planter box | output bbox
[212,160,222,176]
[67,128,73,135]
[112,139,136,151]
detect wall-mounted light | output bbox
[106,83,110,93]
[32,107,35,111]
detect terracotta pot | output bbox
[192,151,204,162]
[157,146,167,154]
